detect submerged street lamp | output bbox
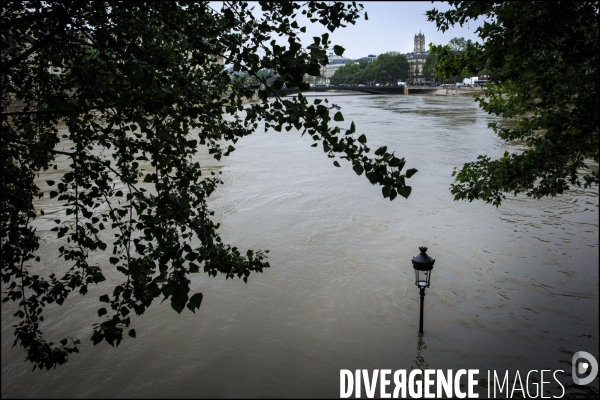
[412,246,435,334]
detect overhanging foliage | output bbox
[428,1,599,206]
[1,1,418,370]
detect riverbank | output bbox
[407,86,484,96]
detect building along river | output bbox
[1,94,598,398]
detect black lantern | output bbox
[412,246,435,334]
[412,246,434,289]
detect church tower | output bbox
[414,31,425,53]
[408,31,429,83]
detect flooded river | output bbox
[2,94,598,398]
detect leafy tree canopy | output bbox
[447,36,469,53]
[330,51,409,85]
[1,1,418,370]
[423,37,470,83]
[422,51,440,82]
[329,61,360,85]
[427,1,599,205]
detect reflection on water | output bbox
[1,94,598,398]
[413,334,428,372]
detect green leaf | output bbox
[382,186,390,198]
[357,134,366,144]
[348,121,356,134]
[186,293,203,313]
[333,111,344,121]
[352,162,364,176]
[171,292,188,314]
[272,79,283,90]
[406,168,418,178]
[333,45,345,56]
[374,146,387,156]
[91,331,103,346]
[307,64,321,76]
[398,186,412,198]
[189,262,200,273]
[333,160,341,167]
[128,329,136,338]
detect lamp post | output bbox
[412,246,435,334]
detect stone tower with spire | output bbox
[414,31,425,53]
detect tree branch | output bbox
[3,8,75,71]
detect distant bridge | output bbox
[318,85,406,95]
[271,85,403,96]
[269,85,451,96]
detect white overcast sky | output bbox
[211,2,485,60]
[296,1,485,59]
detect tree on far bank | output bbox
[427,1,599,205]
[1,1,418,371]
[371,52,409,84]
[448,37,468,53]
[422,52,443,83]
[329,61,359,85]
[429,37,471,84]
[330,52,408,85]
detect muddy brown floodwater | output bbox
[2,94,598,398]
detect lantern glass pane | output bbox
[414,269,432,288]
[415,270,423,287]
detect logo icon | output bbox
[572,351,598,385]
